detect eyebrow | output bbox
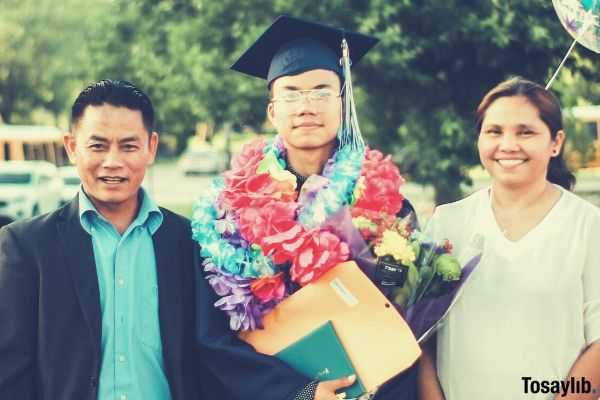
[482,123,539,130]
[281,83,334,91]
[88,135,141,143]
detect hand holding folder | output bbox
[240,261,421,392]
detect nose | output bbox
[102,148,124,168]
[498,134,520,152]
[293,94,318,115]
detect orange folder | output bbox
[240,261,421,392]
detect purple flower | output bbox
[204,258,274,331]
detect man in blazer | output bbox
[0,79,311,399]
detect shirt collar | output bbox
[78,187,163,235]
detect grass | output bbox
[162,202,193,218]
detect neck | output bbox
[491,179,551,210]
[87,191,140,235]
[285,142,336,177]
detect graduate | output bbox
[194,15,419,400]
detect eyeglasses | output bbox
[271,88,341,105]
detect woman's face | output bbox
[478,95,564,189]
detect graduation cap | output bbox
[231,15,379,152]
[231,15,378,85]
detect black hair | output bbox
[70,79,154,133]
[475,77,575,190]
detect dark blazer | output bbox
[0,197,311,400]
[0,198,202,399]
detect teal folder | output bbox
[275,321,366,399]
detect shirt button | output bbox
[118,355,126,363]
[120,395,127,400]
[117,278,125,286]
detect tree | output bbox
[101,0,592,203]
[79,0,599,202]
[354,0,596,203]
[0,0,106,125]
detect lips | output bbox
[294,121,322,128]
[495,159,526,168]
[99,176,127,184]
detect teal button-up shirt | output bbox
[79,189,172,400]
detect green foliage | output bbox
[0,0,105,124]
[1,0,598,203]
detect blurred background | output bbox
[1,0,599,225]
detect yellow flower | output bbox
[351,176,367,205]
[257,152,297,187]
[374,230,416,265]
[352,216,378,233]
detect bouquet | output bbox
[324,209,479,343]
[372,220,479,342]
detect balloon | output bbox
[552,0,600,53]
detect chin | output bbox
[91,189,136,207]
[290,138,336,150]
[491,175,532,189]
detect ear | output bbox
[147,131,159,165]
[267,102,276,128]
[552,130,566,156]
[63,132,77,164]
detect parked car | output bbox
[58,165,81,205]
[178,148,227,175]
[0,161,63,220]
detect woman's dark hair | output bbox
[475,77,575,190]
[70,79,154,134]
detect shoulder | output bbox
[556,188,600,231]
[158,206,192,235]
[559,188,600,216]
[0,205,66,243]
[432,189,487,223]
[426,189,488,244]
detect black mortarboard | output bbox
[231,15,379,85]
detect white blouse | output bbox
[426,186,600,399]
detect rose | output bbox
[291,229,350,286]
[250,273,286,303]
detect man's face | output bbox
[64,104,158,212]
[267,69,342,152]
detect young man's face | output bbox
[64,104,158,213]
[267,69,342,152]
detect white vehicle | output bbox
[178,148,227,175]
[58,166,81,205]
[0,161,63,220]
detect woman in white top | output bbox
[419,77,600,399]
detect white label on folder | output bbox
[330,278,358,307]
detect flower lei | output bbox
[192,136,406,331]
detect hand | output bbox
[314,375,356,400]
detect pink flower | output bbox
[261,223,307,265]
[230,138,268,171]
[250,273,286,303]
[291,229,350,286]
[222,173,274,209]
[238,201,307,264]
[353,149,405,217]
